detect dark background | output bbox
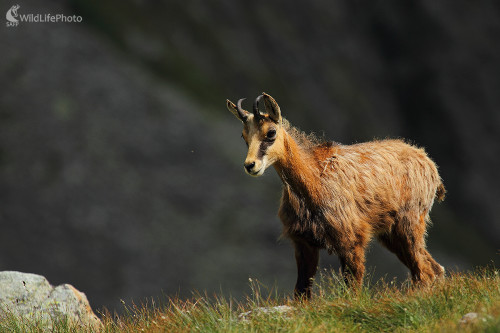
[1,0,499,313]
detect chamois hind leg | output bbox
[293,239,319,300]
[423,248,445,278]
[378,212,443,284]
[335,233,369,289]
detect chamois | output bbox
[226,93,446,299]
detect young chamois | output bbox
[226,93,446,299]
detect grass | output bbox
[1,268,499,332]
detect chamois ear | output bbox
[262,93,281,124]
[226,99,249,122]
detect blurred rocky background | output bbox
[1,0,498,312]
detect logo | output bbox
[5,4,83,27]
[6,4,20,27]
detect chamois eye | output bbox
[266,129,276,140]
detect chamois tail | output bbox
[436,182,446,202]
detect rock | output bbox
[238,305,295,321]
[0,271,101,330]
[459,312,479,325]
[458,312,493,326]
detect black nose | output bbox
[244,161,255,172]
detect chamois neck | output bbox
[273,131,321,200]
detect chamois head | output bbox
[226,93,284,176]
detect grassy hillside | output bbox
[3,0,499,312]
[3,268,499,332]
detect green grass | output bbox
[2,268,499,332]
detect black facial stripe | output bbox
[258,139,274,158]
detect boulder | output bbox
[0,271,101,330]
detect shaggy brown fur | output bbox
[227,93,445,299]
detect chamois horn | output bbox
[236,98,248,121]
[253,94,264,120]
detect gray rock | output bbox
[458,312,493,326]
[239,305,295,321]
[0,271,101,330]
[459,312,479,325]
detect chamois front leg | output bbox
[293,239,319,300]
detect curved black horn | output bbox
[236,98,248,120]
[253,94,264,120]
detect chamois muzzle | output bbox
[244,161,256,173]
